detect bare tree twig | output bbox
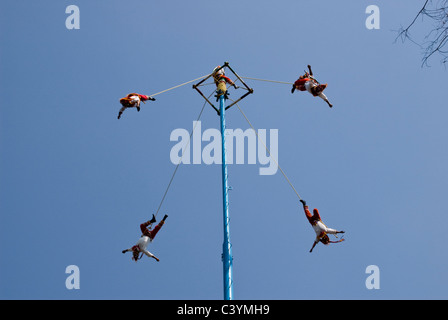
[396,0,448,66]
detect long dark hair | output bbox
[132,250,143,262]
[320,234,331,245]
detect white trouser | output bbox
[312,221,338,237]
[305,81,329,102]
[137,236,155,258]
[129,96,140,106]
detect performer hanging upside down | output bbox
[118,93,155,119]
[291,65,333,108]
[300,199,345,252]
[122,214,168,262]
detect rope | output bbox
[153,93,212,218]
[241,76,293,85]
[151,73,295,217]
[234,101,303,202]
[150,74,211,97]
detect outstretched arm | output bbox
[118,106,127,119]
[309,240,318,253]
[325,227,338,235]
[307,65,313,76]
[142,249,159,262]
[325,227,345,235]
[221,75,235,86]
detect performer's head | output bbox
[320,233,330,245]
[132,249,140,262]
[213,66,224,76]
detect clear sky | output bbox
[1,0,447,300]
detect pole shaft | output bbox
[219,94,233,300]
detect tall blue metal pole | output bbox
[219,94,233,300]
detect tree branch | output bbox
[396,0,448,66]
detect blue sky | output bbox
[1,1,447,299]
